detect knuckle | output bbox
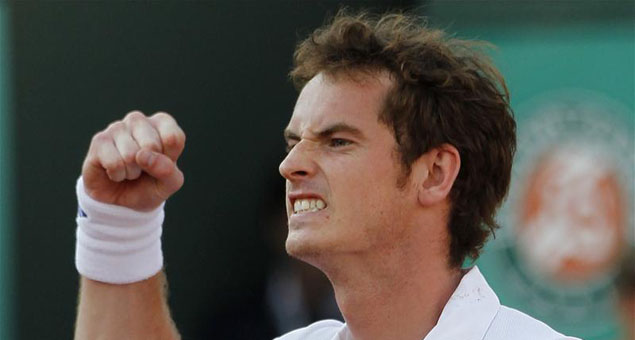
[151,111,174,122]
[124,110,146,122]
[165,131,186,147]
[141,140,162,152]
[121,151,137,163]
[172,171,185,191]
[91,131,111,144]
[176,169,185,187]
[163,134,177,147]
[106,121,125,133]
[106,168,123,181]
[103,158,125,172]
[126,165,142,179]
[177,130,186,145]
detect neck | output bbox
[315,233,462,340]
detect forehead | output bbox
[286,72,392,135]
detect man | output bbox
[73,11,580,340]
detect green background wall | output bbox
[7,2,411,339]
[427,2,634,340]
[0,3,13,340]
[1,1,633,339]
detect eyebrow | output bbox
[284,123,365,142]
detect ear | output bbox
[412,144,461,206]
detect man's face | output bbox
[279,72,415,260]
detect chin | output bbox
[285,230,328,263]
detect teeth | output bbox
[293,198,327,214]
[316,200,325,209]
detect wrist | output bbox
[75,176,165,284]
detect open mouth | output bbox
[292,198,327,214]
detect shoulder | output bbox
[274,319,345,340]
[484,305,582,340]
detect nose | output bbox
[279,142,317,181]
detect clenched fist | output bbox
[81,111,186,211]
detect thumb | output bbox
[136,148,184,198]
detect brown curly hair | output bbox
[290,10,516,267]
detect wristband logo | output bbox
[78,206,87,218]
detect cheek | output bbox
[330,162,408,242]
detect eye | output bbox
[330,138,352,148]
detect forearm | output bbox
[74,111,185,340]
[74,271,180,340]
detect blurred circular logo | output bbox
[486,89,634,337]
[508,90,633,285]
[517,147,626,282]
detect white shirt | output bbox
[275,266,581,340]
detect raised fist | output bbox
[81,111,186,211]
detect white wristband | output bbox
[75,177,164,284]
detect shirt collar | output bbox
[423,266,500,340]
[334,266,500,340]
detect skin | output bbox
[280,72,463,340]
[75,72,463,340]
[75,273,179,340]
[75,111,184,340]
[281,73,412,259]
